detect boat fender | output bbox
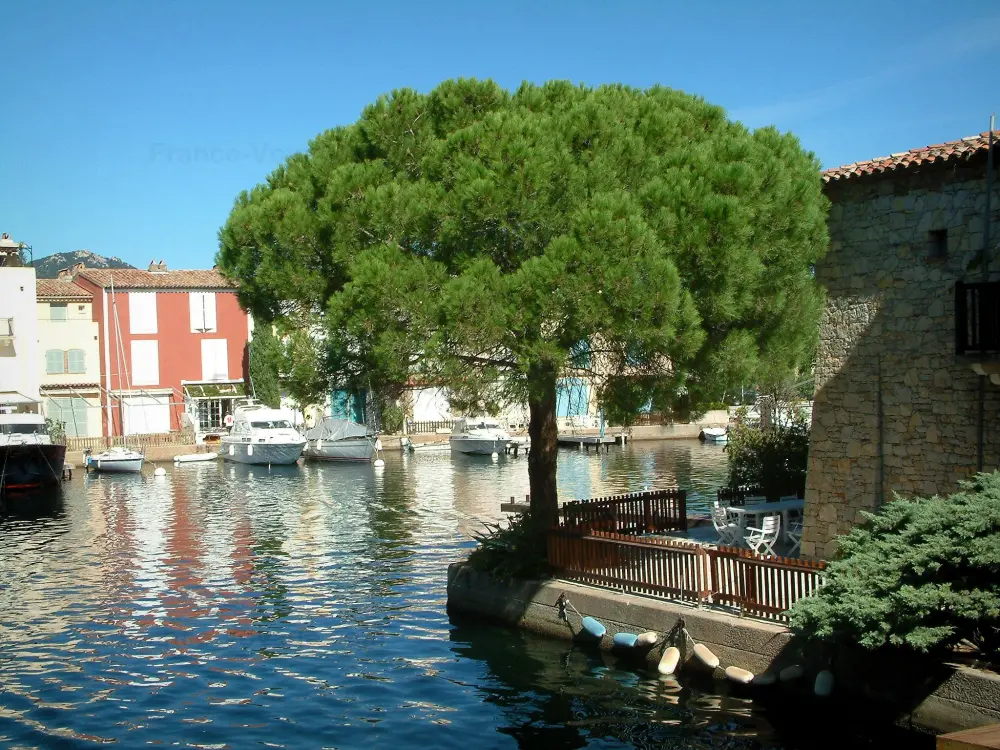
[752,672,777,686]
[814,670,834,697]
[779,664,804,682]
[612,632,638,648]
[658,646,680,675]
[247,444,253,456]
[581,616,606,639]
[693,643,720,670]
[317,439,323,451]
[229,445,235,456]
[635,632,659,648]
[725,666,754,684]
[375,438,383,452]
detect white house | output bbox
[0,234,41,412]
[36,277,102,436]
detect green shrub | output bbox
[467,514,549,581]
[725,408,809,497]
[789,472,1000,660]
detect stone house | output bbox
[803,132,999,560]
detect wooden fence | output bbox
[547,529,825,622]
[406,419,456,434]
[67,431,194,451]
[716,485,763,507]
[559,489,688,534]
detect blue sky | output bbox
[3,0,998,269]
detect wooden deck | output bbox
[939,724,1000,749]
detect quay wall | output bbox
[447,563,1000,735]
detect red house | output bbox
[69,261,252,439]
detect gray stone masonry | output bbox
[804,159,1000,559]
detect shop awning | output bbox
[183,382,245,399]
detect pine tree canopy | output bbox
[217,78,829,521]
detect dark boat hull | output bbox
[0,444,67,493]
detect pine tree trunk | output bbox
[527,365,559,529]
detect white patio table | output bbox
[726,498,804,546]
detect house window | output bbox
[45,396,89,437]
[201,339,229,381]
[45,349,86,374]
[197,399,225,430]
[128,292,158,334]
[190,292,217,333]
[929,229,948,260]
[130,340,160,385]
[50,303,68,321]
[0,318,13,336]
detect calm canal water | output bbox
[0,440,929,749]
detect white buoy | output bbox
[153,467,166,477]
[373,459,385,468]
[491,452,499,459]
[635,632,659,647]
[779,664,804,682]
[752,672,777,686]
[658,646,680,675]
[725,666,755,684]
[814,670,834,697]
[693,643,720,670]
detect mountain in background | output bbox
[31,250,136,278]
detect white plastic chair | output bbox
[745,514,781,556]
[711,504,740,546]
[787,520,803,556]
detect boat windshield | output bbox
[251,420,292,430]
[1,424,44,435]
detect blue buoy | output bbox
[612,632,639,648]
[581,616,606,639]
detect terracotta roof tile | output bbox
[76,268,237,290]
[822,131,996,183]
[35,279,93,300]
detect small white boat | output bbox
[699,427,728,444]
[220,399,306,465]
[303,417,376,462]
[449,418,512,455]
[84,447,144,473]
[173,452,219,463]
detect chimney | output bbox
[72,262,85,275]
[58,267,72,281]
[148,260,158,271]
[157,260,167,271]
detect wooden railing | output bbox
[406,419,456,434]
[956,280,1000,356]
[559,489,688,534]
[631,412,668,426]
[547,529,826,623]
[67,432,194,451]
[716,485,763,508]
[707,545,826,621]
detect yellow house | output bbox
[36,277,102,437]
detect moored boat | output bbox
[449,418,512,455]
[173,452,219,463]
[0,412,68,492]
[699,427,728,444]
[84,446,144,473]
[220,400,306,465]
[303,417,376,462]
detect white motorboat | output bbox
[220,400,306,465]
[303,417,376,462]
[699,427,728,444]
[449,418,512,455]
[84,446,145,473]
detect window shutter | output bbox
[50,303,67,321]
[201,339,228,381]
[203,293,217,332]
[46,349,65,374]
[130,340,159,385]
[128,292,158,334]
[67,349,85,374]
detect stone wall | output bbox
[803,158,1000,559]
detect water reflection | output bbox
[0,441,926,748]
